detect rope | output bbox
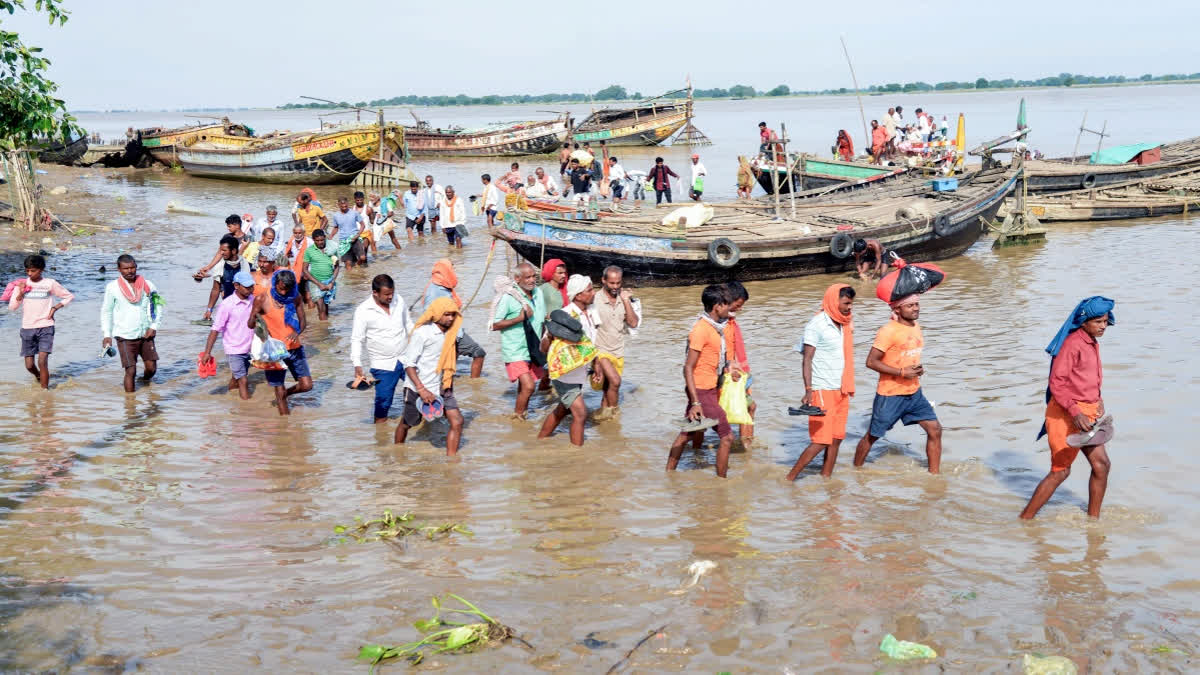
[462,239,498,310]
[313,157,363,177]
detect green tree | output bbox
[975,77,989,89]
[766,84,790,96]
[1,0,81,230]
[728,84,756,97]
[593,84,627,100]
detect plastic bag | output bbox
[718,375,752,425]
[876,260,945,303]
[1022,654,1077,675]
[249,334,287,370]
[879,633,937,660]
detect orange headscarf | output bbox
[430,259,463,307]
[821,283,855,395]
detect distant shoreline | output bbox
[67,79,1200,115]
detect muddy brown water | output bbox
[1,87,1198,671]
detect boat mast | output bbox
[839,35,871,157]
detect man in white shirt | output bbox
[534,167,560,196]
[689,153,707,201]
[525,175,549,199]
[787,283,856,480]
[395,297,464,455]
[420,175,445,235]
[350,274,414,423]
[480,173,502,227]
[607,156,628,204]
[437,185,468,249]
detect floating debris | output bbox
[334,509,472,544]
[879,633,937,660]
[357,594,528,671]
[1023,653,1077,674]
[668,560,716,595]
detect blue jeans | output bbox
[370,361,406,419]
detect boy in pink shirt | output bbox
[8,255,74,389]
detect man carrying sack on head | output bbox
[1020,296,1115,520]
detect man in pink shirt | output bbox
[200,270,256,399]
[7,255,74,389]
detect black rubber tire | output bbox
[707,238,741,268]
[933,214,953,236]
[1081,173,1097,189]
[829,232,855,259]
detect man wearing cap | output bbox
[201,269,256,400]
[396,297,465,456]
[538,275,599,446]
[1020,297,1115,520]
[852,295,942,474]
[689,154,707,201]
[491,262,547,419]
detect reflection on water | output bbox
[1,86,1198,670]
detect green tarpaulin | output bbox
[1090,142,1160,165]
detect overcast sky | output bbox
[7,0,1198,110]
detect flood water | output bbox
[2,85,1198,672]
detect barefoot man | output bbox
[590,265,641,420]
[101,255,163,393]
[248,270,313,415]
[490,263,547,419]
[1020,296,1115,519]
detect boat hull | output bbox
[406,119,569,157]
[35,137,88,165]
[491,174,1015,286]
[572,114,687,146]
[1013,198,1200,222]
[1026,161,1198,193]
[141,123,228,167]
[177,126,400,185]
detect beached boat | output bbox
[140,120,252,167]
[572,95,690,146]
[175,122,407,185]
[1002,167,1200,222]
[490,166,1018,286]
[404,115,570,157]
[33,136,88,165]
[1026,136,1200,193]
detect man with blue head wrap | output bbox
[1020,296,1115,520]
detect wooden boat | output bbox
[140,120,251,167]
[572,94,690,146]
[175,122,407,185]
[753,153,908,194]
[33,136,88,165]
[1003,167,1200,222]
[404,115,570,157]
[1026,136,1200,193]
[490,166,1018,286]
[80,143,124,164]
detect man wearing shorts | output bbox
[788,283,856,479]
[481,173,501,227]
[1020,296,1115,520]
[491,262,546,420]
[402,181,426,239]
[101,254,162,393]
[853,295,942,473]
[396,298,465,455]
[248,270,313,415]
[667,284,736,478]
[201,269,256,399]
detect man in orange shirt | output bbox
[667,284,736,478]
[852,296,942,473]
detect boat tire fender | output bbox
[707,238,741,268]
[829,232,855,259]
[1081,173,1097,189]
[933,214,953,237]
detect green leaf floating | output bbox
[352,595,525,670]
[332,511,473,545]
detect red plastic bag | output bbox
[197,352,217,378]
[876,258,946,303]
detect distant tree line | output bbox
[279,72,1200,109]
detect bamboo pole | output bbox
[840,35,871,158]
[1071,112,1087,165]
[782,122,796,217]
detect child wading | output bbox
[667,284,737,478]
[201,270,256,399]
[7,255,74,389]
[1020,296,1115,520]
[538,275,600,446]
[395,297,465,456]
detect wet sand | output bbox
[1,89,1198,671]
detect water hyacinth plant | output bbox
[356,594,527,671]
[334,509,473,544]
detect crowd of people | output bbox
[3,169,1117,519]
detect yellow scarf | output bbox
[412,297,461,390]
